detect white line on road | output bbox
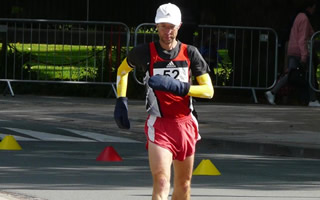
[0,133,39,141]
[59,128,141,143]
[3,128,94,142]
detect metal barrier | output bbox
[134,23,158,47]
[134,24,278,102]
[0,18,131,97]
[309,31,320,93]
[0,20,280,101]
[197,25,278,102]
[133,23,158,85]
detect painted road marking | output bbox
[59,128,141,143]
[3,128,94,142]
[0,127,141,143]
[0,133,38,141]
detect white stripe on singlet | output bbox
[191,113,201,140]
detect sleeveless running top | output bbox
[146,42,193,118]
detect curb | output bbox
[200,138,320,159]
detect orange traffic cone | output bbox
[96,146,122,162]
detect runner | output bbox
[114,3,214,200]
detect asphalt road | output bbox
[1,140,320,200]
[1,95,320,199]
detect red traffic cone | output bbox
[96,146,122,162]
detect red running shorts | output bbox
[144,114,200,161]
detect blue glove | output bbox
[114,97,130,129]
[148,75,190,96]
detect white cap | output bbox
[155,3,181,26]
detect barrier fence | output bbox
[133,23,158,85]
[0,18,131,96]
[309,31,320,93]
[134,24,279,102]
[197,25,278,89]
[1,19,318,101]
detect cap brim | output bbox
[155,18,180,26]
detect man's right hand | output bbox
[148,75,190,96]
[114,97,130,129]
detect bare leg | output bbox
[171,155,195,200]
[148,141,173,200]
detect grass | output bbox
[2,43,122,81]
[1,43,319,84]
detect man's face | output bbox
[157,23,180,45]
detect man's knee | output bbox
[153,173,170,191]
[175,179,191,193]
[172,180,191,200]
